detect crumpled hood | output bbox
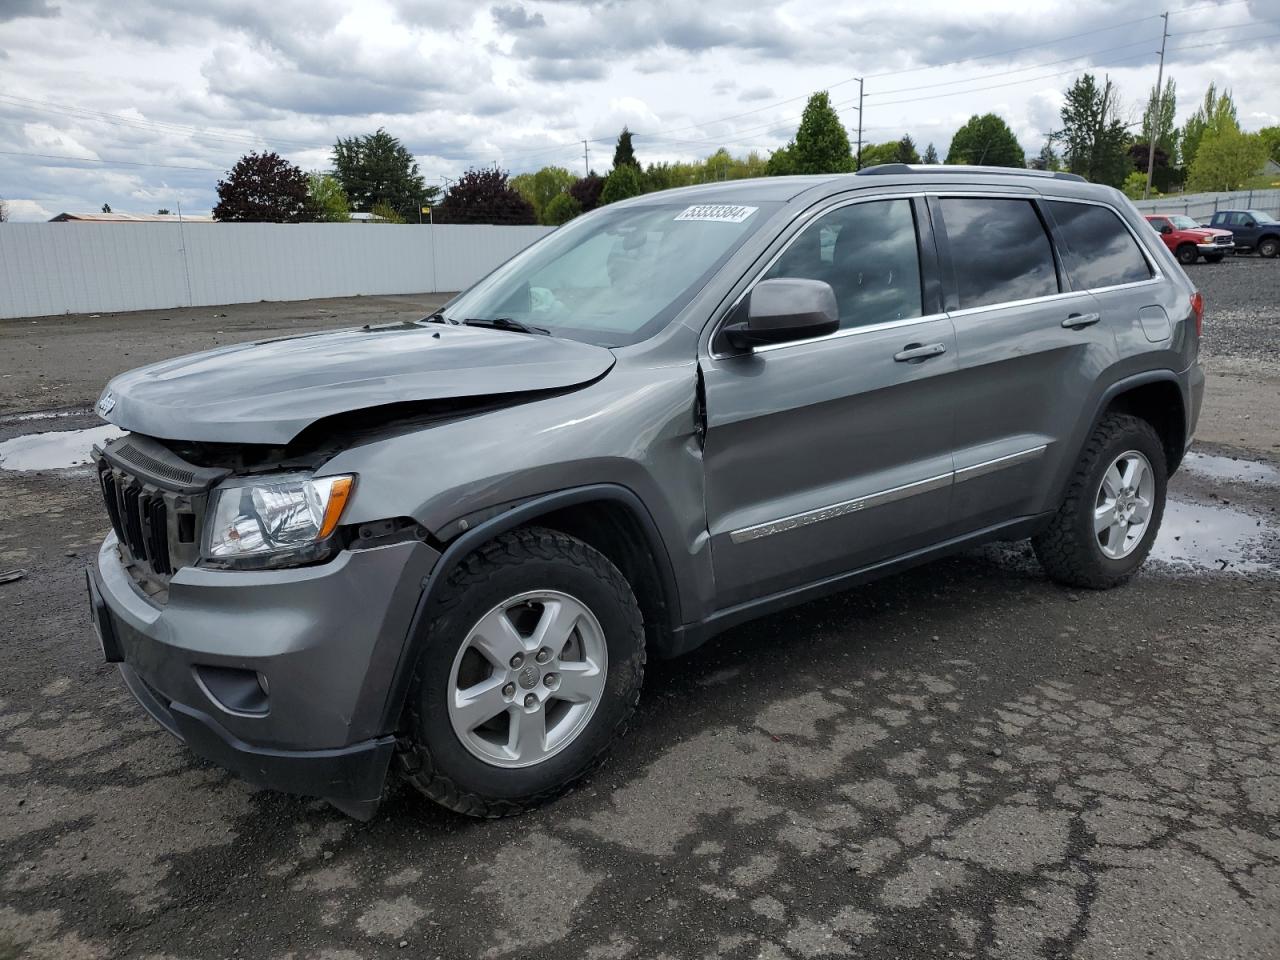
[98,323,615,444]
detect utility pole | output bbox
[582,139,590,177]
[855,78,864,170]
[1144,12,1169,201]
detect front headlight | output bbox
[203,472,355,568]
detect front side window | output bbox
[1148,217,1169,232]
[762,198,923,329]
[440,201,777,347]
[939,198,1059,309]
[1046,200,1152,289]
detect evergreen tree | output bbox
[946,114,1025,168]
[780,92,854,174]
[612,127,640,169]
[895,134,920,164]
[1055,74,1132,187]
[331,129,434,215]
[922,143,939,164]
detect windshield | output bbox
[1246,210,1278,223]
[1169,216,1201,229]
[436,201,778,347]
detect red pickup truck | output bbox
[1144,214,1234,265]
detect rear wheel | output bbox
[1175,243,1198,265]
[1259,236,1279,259]
[1032,414,1167,589]
[398,528,645,817]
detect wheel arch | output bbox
[1092,371,1188,474]
[378,484,683,734]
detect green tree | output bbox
[600,163,645,204]
[613,127,640,169]
[434,168,536,225]
[1259,126,1280,165]
[101,203,111,213]
[155,207,170,215]
[1187,128,1269,192]
[1030,142,1061,171]
[511,165,576,224]
[1122,170,1154,200]
[212,151,312,222]
[0,197,8,222]
[765,143,795,176]
[1141,77,1179,163]
[306,172,351,222]
[331,129,434,216]
[858,141,902,167]
[569,173,604,212]
[1055,74,1132,187]
[895,134,920,164]
[946,113,1025,167]
[784,92,855,174]
[542,192,582,226]
[370,200,405,224]
[1181,83,1238,172]
[922,142,939,164]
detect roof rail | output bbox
[856,163,1087,183]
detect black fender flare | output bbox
[377,483,683,733]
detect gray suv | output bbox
[87,165,1205,819]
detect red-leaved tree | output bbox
[213,152,313,222]
[433,168,536,225]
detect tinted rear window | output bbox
[1046,201,1152,288]
[940,198,1059,309]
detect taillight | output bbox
[1190,291,1203,337]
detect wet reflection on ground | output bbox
[1182,450,1280,486]
[0,425,121,471]
[1151,499,1278,574]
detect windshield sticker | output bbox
[675,204,758,224]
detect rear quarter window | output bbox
[1045,201,1153,289]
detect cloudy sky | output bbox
[0,0,1277,220]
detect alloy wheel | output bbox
[1093,449,1156,560]
[447,590,608,768]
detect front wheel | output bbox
[1204,253,1225,264]
[398,528,645,817]
[1032,414,1167,589]
[1175,244,1198,265]
[1259,236,1279,259]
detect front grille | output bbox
[1214,235,1232,245]
[99,462,175,576]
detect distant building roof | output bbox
[48,212,214,223]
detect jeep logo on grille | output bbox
[97,391,116,416]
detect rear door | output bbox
[700,195,958,610]
[932,194,1113,534]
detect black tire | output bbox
[1175,243,1198,265]
[397,527,645,818]
[1204,253,1225,264]
[1032,414,1168,590]
[1259,236,1279,259]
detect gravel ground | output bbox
[1193,256,1280,366]
[1,276,1279,959]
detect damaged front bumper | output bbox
[89,532,438,818]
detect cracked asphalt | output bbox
[2,261,1279,959]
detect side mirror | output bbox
[1244,220,1256,228]
[723,278,839,351]
[1160,225,1173,235]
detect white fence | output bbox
[1132,188,1280,223]
[0,222,554,320]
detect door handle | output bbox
[894,342,947,363]
[1062,312,1101,329]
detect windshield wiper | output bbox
[462,317,550,336]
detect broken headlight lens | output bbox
[203,473,354,568]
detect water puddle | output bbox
[0,425,122,472]
[1182,451,1280,486]
[1151,499,1279,574]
